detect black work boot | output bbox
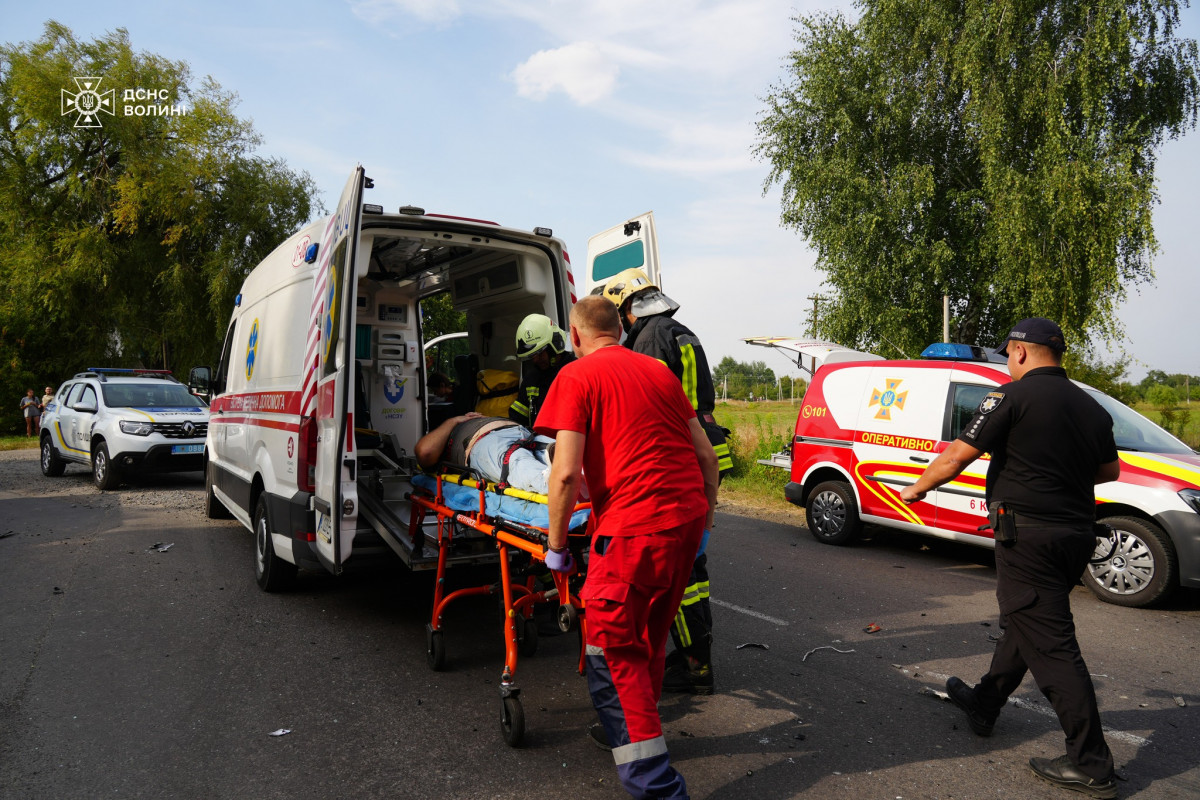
[1028,755,1117,799]
[946,676,997,736]
[587,722,612,751]
[663,657,714,695]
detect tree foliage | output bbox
[756,0,1199,357]
[712,356,805,401]
[0,21,319,430]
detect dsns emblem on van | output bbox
[869,378,908,420]
[245,319,260,381]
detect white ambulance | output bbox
[193,165,661,591]
[748,338,1200,609]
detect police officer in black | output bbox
[900,318,1120,799]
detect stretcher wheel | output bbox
[518,615,538,658]
[426,627,446,671]
[557,602,578,634]
[500,695,525,747]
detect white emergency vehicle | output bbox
[748,337,1200,609]
[193,166,661,591]
[39,368,209,490]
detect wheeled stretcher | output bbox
[408,470,590,747]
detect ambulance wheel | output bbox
[427,627,446,671]
[40,435,65,477]
[254,496,297,592]
[500,695,525,747]
[557,602,578,633]
[1083,516,1176,608]
[204,460,233,519]
[805,480,860,545]
[92,441,121,490]
[517,614,538,658]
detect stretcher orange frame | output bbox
[408,472,590,747]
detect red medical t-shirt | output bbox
[534,345,707,537]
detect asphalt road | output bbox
[1,449,1197,800]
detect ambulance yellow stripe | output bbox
[1120,452,1200,488]
[855,462,924,526]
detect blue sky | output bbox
[6,1,1198,383]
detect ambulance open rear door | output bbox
[583,211,662,297]
[312,166,366,573]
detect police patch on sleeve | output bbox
[978,391,1005,415]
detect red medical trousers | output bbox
[582,515,706,800]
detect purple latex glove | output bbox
[544,548,574,572]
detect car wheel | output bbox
[254,495,297,592]
[204,460,233,519]
[805,480,861,545]
[40,435,65,477]
[1084,516,1177,608]
[92,442,121,490]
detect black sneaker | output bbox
[588,722,612,751]
[663,661,714,695]
[946,676,997,736]
[1029,755,1117,799]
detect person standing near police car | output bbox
[509,313,575,428]
[899,318,1120,800]
[601,267,732,696]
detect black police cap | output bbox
[997,317,1067,356]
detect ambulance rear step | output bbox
[356,484,500,571]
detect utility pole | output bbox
[806,294,823,337]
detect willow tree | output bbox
[756,0,1199,357]
[0,21,319,424]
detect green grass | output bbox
[1134,402,1200,449]
[712,400,798,512]
[0,435,39,451]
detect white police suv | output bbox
[39,368,209,490]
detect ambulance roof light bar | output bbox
[920,343,991,361]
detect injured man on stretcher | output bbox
[415,413,554,495]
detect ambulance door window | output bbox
[214,320,237,397]
[946,384,991,441]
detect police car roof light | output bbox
[920,343,989,361]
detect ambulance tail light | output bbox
[297,415,317,493]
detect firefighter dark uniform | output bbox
[624,312,731,691]
[954,365,1117,785]
[508,350,575,428]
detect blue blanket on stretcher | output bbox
[412,473,591,531]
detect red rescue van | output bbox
[748,338,1200,609]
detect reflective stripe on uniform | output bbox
[586,644,605,656]
[510,400,530,417]
[673,606,692,647]
[678,340,700,410]
[713,440,733,472]
[612,735,668,766]
[678,580,709,607]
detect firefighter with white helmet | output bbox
[601,267,732,695]
[510,314,576,430]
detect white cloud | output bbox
[511,42,619,106]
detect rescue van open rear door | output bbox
[583,211,661,296]
[312,166,366,572]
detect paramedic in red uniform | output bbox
[602,267,731,695]
[537,295,719,800]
